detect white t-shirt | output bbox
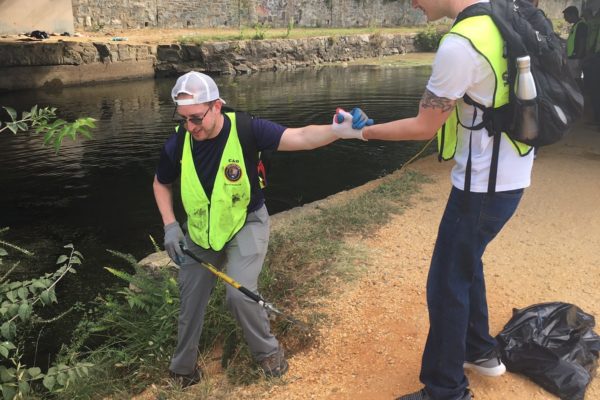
[427,33,534,192]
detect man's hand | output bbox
[164,221,185,265]
[332,108,367,140]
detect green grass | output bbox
[177,26,424,44]
[263,169,427,305]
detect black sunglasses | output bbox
[172,106,212,126]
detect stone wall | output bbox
[1,0,593,35]
[155,33,415,76]
[70,0,594,31]
[72,0,425,30]
[0,33,415,91]
[0,41,156,91]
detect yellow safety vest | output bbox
[567,20,586,57]
[437,15,531,161]
[180,112,251,251]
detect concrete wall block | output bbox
[116,44,133,61]
[135,45,152,60]
[157,44,183,62]
[182,45,204,61]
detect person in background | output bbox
[153,71,369,388]
[582,7,599,55]
[332,0,534,398]
[563,5,588,84]
[582,8,600,125]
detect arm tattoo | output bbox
[420,89,455,112]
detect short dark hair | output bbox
[563,5,579,16]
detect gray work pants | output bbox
[169,205,279,375]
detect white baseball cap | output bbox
[171,71,227,106]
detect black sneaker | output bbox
[396,388,472,400]
[169,368,202,388]
[259,346,288,378]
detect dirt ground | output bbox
[215,119,598,400]
[0,28,214,45]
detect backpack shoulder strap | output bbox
[455,1,490,24]
[220,105,255,159]
[233,111,258,168]
[233,110,273,188]
[174,122,186,164]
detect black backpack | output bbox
[457,0,584,193]
[459,0,584,147]
[175,107,272,189]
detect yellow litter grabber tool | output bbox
[180,246,308,331]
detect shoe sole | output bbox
[463,362,506,377]
[263,359,289,378]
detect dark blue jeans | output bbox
[419,186,524,400]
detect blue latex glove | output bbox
[164,221,186,265]
[333,108,366,140]
[350,108,374,129]
[335,107,374,129]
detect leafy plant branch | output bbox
[1,105,96,153]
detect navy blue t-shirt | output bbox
[156,114,286,212]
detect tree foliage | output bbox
[0,105,96,398]
[0,238,93,398]
[0,106,95,153]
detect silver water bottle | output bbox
[515,56,537,100]
[514,55,539,141]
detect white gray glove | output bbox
[331,108,367,140]
[164,221,185,265]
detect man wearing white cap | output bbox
[153,71,370,387]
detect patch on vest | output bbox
[224,163,242,182]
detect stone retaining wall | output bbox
[155,33,415,76]
[0,41,157,91]
[70,0,581,31]
[0,33,415,91]
[71,0,424,30]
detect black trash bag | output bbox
[497,302,600,400]
[29,30,49,39]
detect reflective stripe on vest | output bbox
[180,112,251,251]
[436,15,531,160]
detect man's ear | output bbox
[213,100,223,113]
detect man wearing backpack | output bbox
[153,71,369,387]
[333,0,535,399]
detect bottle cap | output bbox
[516,55,531,68]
